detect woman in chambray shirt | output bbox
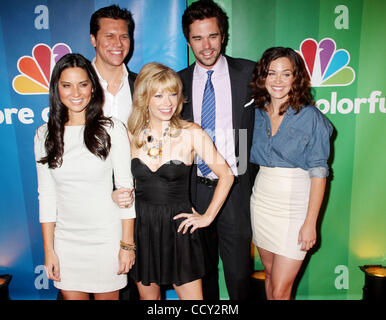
[249,47,333,300]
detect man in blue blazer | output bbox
[179,0,257,300]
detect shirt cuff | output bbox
[120,202,136,219]
[39,203,57,223]
[308,167,328,178]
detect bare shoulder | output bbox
[181,120,202,132]
[181,121,207,140]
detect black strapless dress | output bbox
[131,158,206,286]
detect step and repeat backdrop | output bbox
[0,0,187,300]
[0,0,385,300]
[211,0,385,300]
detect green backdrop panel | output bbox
[187,0,385,300]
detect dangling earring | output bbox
[146,107,150,124]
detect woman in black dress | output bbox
[113,62,234,299]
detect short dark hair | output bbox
[250,47,314,115]
[90,4,134,38]
[182,0,229,45]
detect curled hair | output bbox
[250,47,314,115]
[90,4,134,39]
[38,53,112,169]
[128,62,185,148]
[182,0,229,48]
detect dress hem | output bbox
[252,241,305,261]
[54,280,128,293]
[132,273,205,287]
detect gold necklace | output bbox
[142,123,171,159]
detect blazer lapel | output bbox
[227,56,244,153]
[128,70,136,97]
[181,63,195,121]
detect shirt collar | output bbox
[193,54,227,79]
[286,106,296,116]
[259,104,297,117]
[91,58,128,85]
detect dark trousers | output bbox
[194,182,253,300]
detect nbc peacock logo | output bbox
[297,38,355,87]
[13,43,72,95]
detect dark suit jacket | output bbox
[127,68,137,96]
[179,55,257,210]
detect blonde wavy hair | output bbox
[128,62,186,148]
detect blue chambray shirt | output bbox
[250,105,333,178]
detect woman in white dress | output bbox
[34,53,136,300]
[249,47,332,300]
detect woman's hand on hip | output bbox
[173,208,213,234]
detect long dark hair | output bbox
[38,53,112,169]
[250,47,314,115]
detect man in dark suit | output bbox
[90,5,138,300]
[90,5,136,125]
[179,0,256,300]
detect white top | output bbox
[192,55,237,178]
[34,118,135,225]
[34,118,134,292]
[92,59,133,126]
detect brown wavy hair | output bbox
[250,47,314,115]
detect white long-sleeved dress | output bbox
[34,118,135,293]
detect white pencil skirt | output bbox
[250,166,311,260]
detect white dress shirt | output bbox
[92,59,133,126]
